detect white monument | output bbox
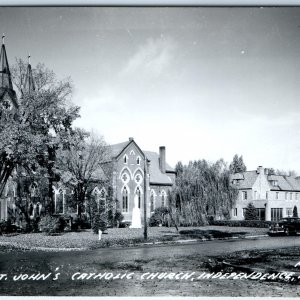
[130,194,142,228]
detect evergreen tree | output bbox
[244,202,258,220]
[90,195,108,234]
[293,205,298,218]
[229,154,247,173]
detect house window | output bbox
[136,156,140,165]
[161,191,166,207]
[296,193,299,200]
[233,208,237,217]
[122,187,128,212]
[286,208,293,217]
[257,208,265,221]
[285,192,288,200]
[150,191,155,212]
[242,191,247,200]
[272,180,278,187]
[290,193,293,201]
[136,187,141,208]
[124,155,128,164]
[276,192,279,200]
[271,208,283,221]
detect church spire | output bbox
[0,34,13,90]
[23,53,35,94]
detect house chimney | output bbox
[159,146,166,173]
[257,166,264,174]
[129,137,134,141]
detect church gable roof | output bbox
[110,139,174,186]
[110,138,145,159]
[144,151,173,186]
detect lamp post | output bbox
[143,157,150,240]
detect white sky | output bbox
[1,7,300,172]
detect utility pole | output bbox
[143,157,150,240]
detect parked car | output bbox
[268,217,300,236]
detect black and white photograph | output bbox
[1,5,300,297]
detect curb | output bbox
[140,233,268,247]
[0,233,268,252]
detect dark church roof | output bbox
[0,43,13,90]
[0,41,18,108]
[22,58,35,94]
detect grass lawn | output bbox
[0,225,268,250]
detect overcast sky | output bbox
[1,7,300,172]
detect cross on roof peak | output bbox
[2,34,5,45]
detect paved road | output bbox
[1,235,300,267]
[1,236,300,296]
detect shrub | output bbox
[209,219,276,228]
[71,214,91,231]
[293,205,298,218]
[91,212,107,233]
[149,207,170,227]
[0,219,19,234]
[39,215,67,234]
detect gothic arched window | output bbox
[56,189,64,214]
[36,203,41,216]
[122,187,128,212]
[28,203,34,217]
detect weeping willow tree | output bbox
[170,159,238,226]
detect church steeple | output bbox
[23,53,35,94]
[0,34,13,90]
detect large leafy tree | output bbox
[170,158,238,225]
[0,60,80,214]
[57,131,112,216]
[229,154,247,174]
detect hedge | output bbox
[209,220,276,228]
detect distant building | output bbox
[231,166,300,221]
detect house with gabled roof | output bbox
[109,137,175,223]
[231,166,300,221]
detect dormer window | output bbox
[272,180,278,187]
